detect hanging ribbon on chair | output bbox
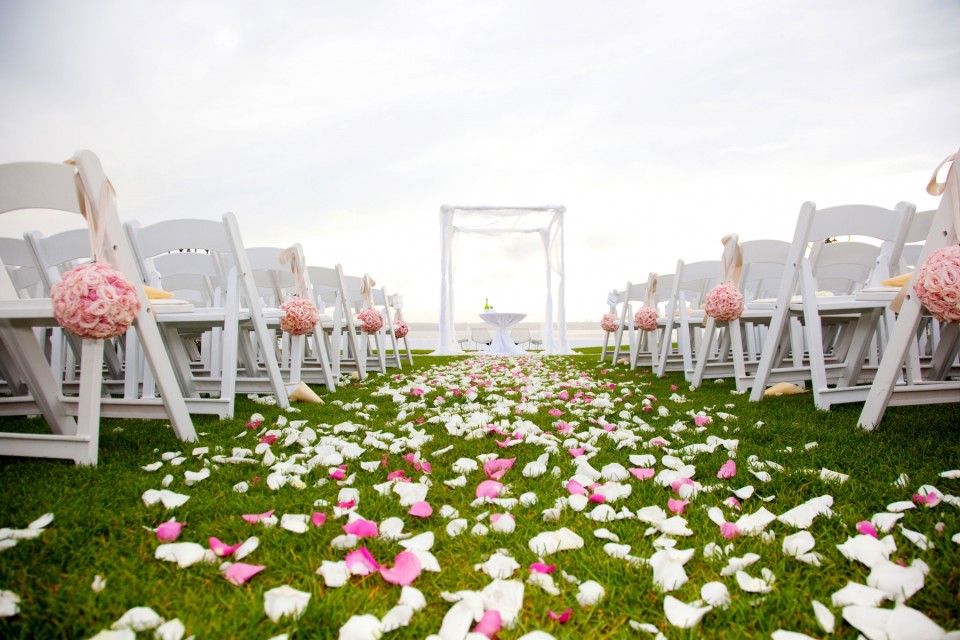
[277,246,319,335]
[391,294,409,339]
[907,153,960,322]
[634,273,660,332]
[49,158,141,339]
[704,233,745,322]
[356,273,384,333]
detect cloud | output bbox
[1,0,959,322]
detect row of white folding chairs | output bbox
[603,198,957,426]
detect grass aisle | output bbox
[1,354,958,639]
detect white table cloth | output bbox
[479,311,527,355]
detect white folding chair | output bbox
[689,237,791,390]
[126,214,291,418]
[859,154,960,429]
[617,276,659,368]
[650,260,720,378]
[630,272,675,372]
[307,264,366,381]
[387,293,414,366]
[599,288,625,362]
[245,244,336,393]
[471,327,493,350]
[0,151,196,465]
[748,201,914,408]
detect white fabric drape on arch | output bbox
[434,205,571,355]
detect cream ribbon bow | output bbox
[360,274,377,309]
[65,156,113,263]
[644,273,658,308]
[719,233,743,285]
[278,246,306,297]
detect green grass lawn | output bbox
[1,354,958,639]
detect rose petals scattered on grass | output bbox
[263,585,311,622]
[408,501,433,518]
[380,550,422,586]
[155,520,184,542]
[343,517,379,538]
[223,562,266,585]
[345,547,380,576]
[111,606,163,631]
[664,595,712,628]
[242,509,275,525]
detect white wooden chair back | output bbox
[306,264,366,379]
[0,152,196,464]
[748,201,914,406]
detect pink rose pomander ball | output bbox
[280,297,320,335]
[913,245,960,323]
[600,313,619,333]
[634,306,659,331]
[704,282,745,321]
[357,307,384,333]
[51,262,141,339]
[393,320,409,339]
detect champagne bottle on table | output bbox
[484,298,491,310]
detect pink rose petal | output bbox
[387,470,407,481]
[242,509,275,524]
[210,537,243,557]
[312,512,326,528]
[224,562,265,585]
[630,468,655,481]
[345,547,380,576]
[694,415,712,427]
[548,408,564,418]
[476,480,504,499]
[671,477,695,494]
[259,434,277,445]
[380,550,422,586]
[483,458,516,481]
[408,501,433,518]
[855,520,878,538]
[566,479,588,496]
[720,522,740,539]
[717,460,737,479]
[589,493,606,503]
[472,609,502,638]
[530,562,556,574]
[155,521,183,542]
[568,447,585,458]
[668,498,689,515]
[549,608,573,623]
[343,518,379,538]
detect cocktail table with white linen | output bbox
[479,311,527,355]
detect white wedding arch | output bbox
[434,205,571,355]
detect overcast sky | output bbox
[1,0,958,324]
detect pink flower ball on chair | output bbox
[913,245,960,323]
[634,306,659,331]
[357,307,384,333]
[600,313,618,333]
[280,297,319,335]
[704,282,745,321]
[393,320,409,339]
[51,262,141,339]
